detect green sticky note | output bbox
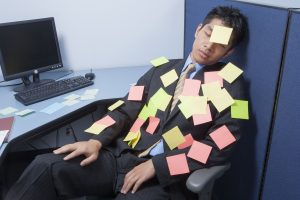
[149,88,172,111]
[150,56,169,67]
[138,105,150,121]
[231,100,249,120]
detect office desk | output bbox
[0,65,150,165]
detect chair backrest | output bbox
[184,0,289,199]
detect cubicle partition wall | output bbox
[184,0,289,199]
[262,9,300,200]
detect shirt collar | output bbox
[182,54,203,78]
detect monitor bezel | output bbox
[0,17,63,81]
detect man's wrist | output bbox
[88,139,102,150]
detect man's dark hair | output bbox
[203,6,248,48]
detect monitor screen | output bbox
[0,17,62,81]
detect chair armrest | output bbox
[186,163,231,193]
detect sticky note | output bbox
[130,130,141,148]
[108,100,124,111]
[181,79,201,96]
[0,116,14,131]
[146,116,160,134]
[192,105,212,125]
[15,109,35,117]
[84,89,99,96]
[201,82,222,100]
[64,94,81,100]
[85,123,106,135]
[128,86,144,101]
[96,115,116,127]
[209,25,233,45]
[178,134,194,149]
[231,99,249,120]
[187,141,212,164]
[138,103,157,121]
[150,56,169,67]
[160,69,178,87]
[124,131,139,142]
[62,99,80,106]
[210,88,234,112]
[80,94,96,100]
[162,126,185,150]
[178,96,207,118]
[0,107,18,115]
[218,62,243,83]
[204,71,223,87]
[166,153,190,175]
[209,125,236,150]
[149,88,172,111]
[40,103,65,114]
[130,118,145,133]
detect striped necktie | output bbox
[170,63,196,111]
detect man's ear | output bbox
[194,24,203,38]
[223,48,234,58]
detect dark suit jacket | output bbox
[93,59,246,198]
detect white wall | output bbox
[0,0,184,71]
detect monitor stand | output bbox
[13,73,54,93]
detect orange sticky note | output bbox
[166,153,190,176]
[130,118,145,133]
[187,141,212,164]
[96,115,116,127]
[192,105,212,125]
[204,71,223,87]
[146,116,160,134]
[128,86,145,101]
[209,125,236,150]
[181,79,201,96]
[178,134,194,149]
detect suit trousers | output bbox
[4,150,170,200]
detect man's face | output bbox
[191,18,233,65]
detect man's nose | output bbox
[204,41,214,51]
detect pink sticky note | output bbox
[181,79,201,96]
[128,86,145,101]
[204,71,223,87]
[146,116,160,134]
[178,134,194,149]
[130,118,145,133]
[209,125,236,150]
[96,115,116,127]
[192,105,212,125]
[166,153,190,176]
[187,141,212,164]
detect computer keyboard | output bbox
[15,76,94,105]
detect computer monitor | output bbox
[0,17,63,92]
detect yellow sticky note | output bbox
[108,100,124,111]
[210,88,235,112]
[218,62,243,83]
[84,123,106,135]
[209,25,233,45]
[201,81,222,100]
[124,131,139,141]
[162,126,185,150]
[178,96,207,118]
[231,99,249,120]
[147,100,158,117]
[150,56,169,67]
[130,130,141,148]
[149,88,172,111]
[138,105,150,121]
[160,69,178,87]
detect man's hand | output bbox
[53,139,102,166]
[121,159,155,194]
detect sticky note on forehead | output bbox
[209,25,233,45]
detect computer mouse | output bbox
[85,72,95,80]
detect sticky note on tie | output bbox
[162,126,185,150]
[128,86,145,101]
[85,123,106,135]
[166,153,190,176]
[210,88,235,112]
[231,100,249,120]
[108,100,124,111]
[160,69,178,87]
[187,141,212,164]
[192,105,212,125]
[201,82,222,100]
[218,62,243,83]
[95,115,116,127]
[178,134,194,149]
[209,125,236,150]
[209,25,233,45]
[150,56,169,67]
[149,88,172,111]
[181,79,201,96]
[130,118,145,133]
[204,71,223,87]
[146,116,160,134]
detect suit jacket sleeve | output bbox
[152,75,247,187]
